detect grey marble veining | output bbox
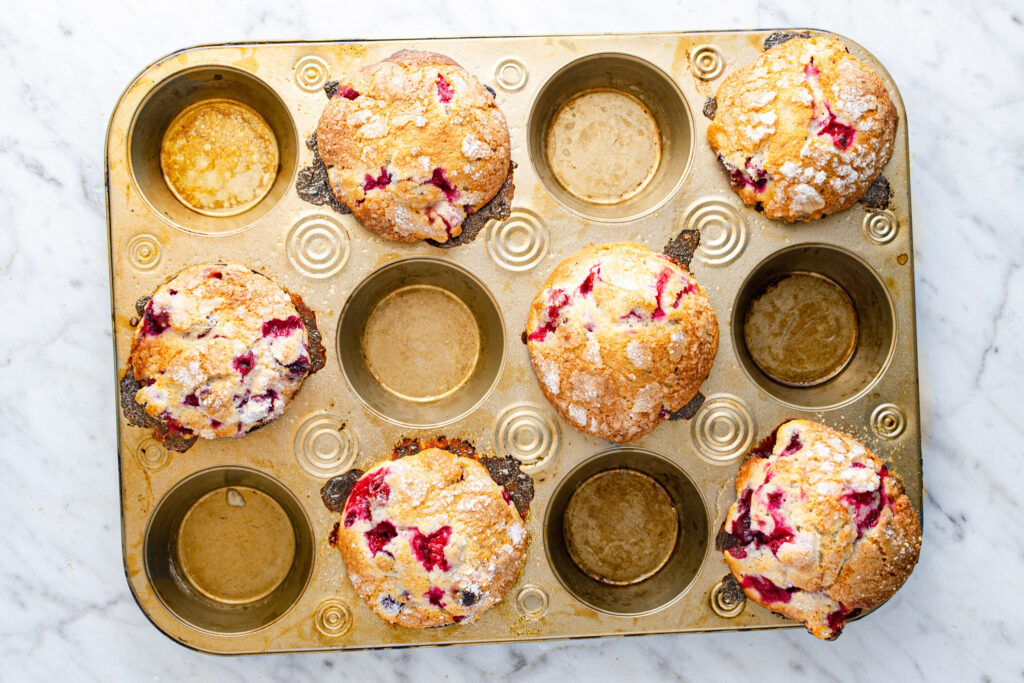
[1,0,1022,680]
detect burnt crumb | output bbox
[324,80,340,99]
[484,84,497,98]
[479,455,535,520]
[321,470,364,513]
[715,525,741,553]
[393,436,478,460]
[858,175,892,210]
[719,573,746,604]
[754,202,765,213]
[290,293,327,375]
[753,431,779,458]
[662,229,701,270]
[327,522,340,547]
[427,162,516,249]
[702,97,718,120]
[431,436,478,459]
[763,31,812,51]
[134,295,151,319]
[455,589,479,607]
[521,330,528,345]
[392,437,423,460]
[296,132,351,214]
[119,361,196,452]
[660,391,705,421]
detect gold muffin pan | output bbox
[106,30,921,654]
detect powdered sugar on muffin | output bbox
[707,36,898,221]
[335,448,527,628]
[720,420,921,639]
[525,242,718,443]
[126,263,314,440]
[316,50,512,243]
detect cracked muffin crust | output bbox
[335,448,527,628]
[125,263,316,440]
[525,242,718,443]
[316,49,513,243]
[720,420,921,639]
[707,36,898,221]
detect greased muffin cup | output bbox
[108,30,920,654]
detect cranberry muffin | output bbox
[316,49,513,243]
[525,242,718,443]
[720,420,921,639]
[124,263,318,441]
[707,36,898,221]
[334,448,527,628]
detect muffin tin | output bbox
[106,30,921,654]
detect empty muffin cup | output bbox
[744,272,858,386]
[144,467,314,634]
[337,258,506,428]
[528,54,693,221]
[128,66,297,235]
[544,449,709,615]
[732,245,896,410]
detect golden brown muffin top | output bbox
[708,36,897,221]
[317,50,511,243]
[335,448,527,628]
[128,263,311,439]
[526,242,718,443]
[722,419,921,639]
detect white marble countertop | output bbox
[2,0,1022,679]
